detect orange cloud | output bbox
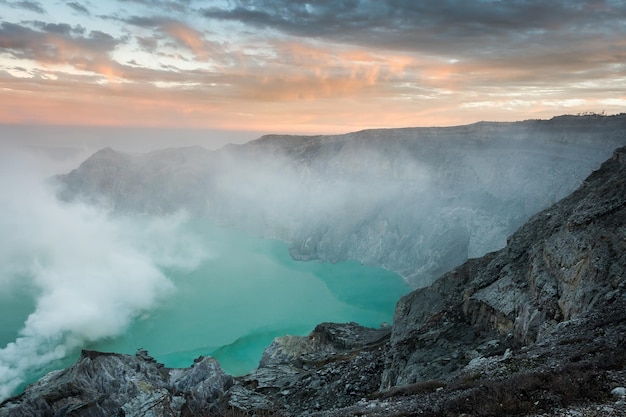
[161,21,213,61]
[0,23,123,83]
[1,23,623,135]
[221,40,425,102]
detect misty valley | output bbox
[2,114,626,404]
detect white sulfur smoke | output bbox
[0,148,208,401]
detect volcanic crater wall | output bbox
[58,115,626,288]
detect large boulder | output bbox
[0,350,232,417]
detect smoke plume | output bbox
[0,148,207,401]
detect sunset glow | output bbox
[1,0,625,134]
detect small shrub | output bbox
[444,363,610,416]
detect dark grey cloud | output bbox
[67,1,90,15]
[88,30,117,46]
[5,0,45,14]
[124,15,172,28]
[30,21,82,36]
[136,36,158,51]
[42,22,74,35]
[0,21,120,62]
[0,22,36,50]
[201,0,626,57]
[117,0,191,13]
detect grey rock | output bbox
[612,387,626,398]
[169,356,233,412]
[0,350,232,417]
[382,145,626,391]
[231,322,392,415]
[225,385,273,412]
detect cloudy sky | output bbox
[1,0,625,134]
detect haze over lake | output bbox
[0,146,407,399]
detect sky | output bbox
[1,0,625,135]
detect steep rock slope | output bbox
[382,145,626,390]
[57,114,626,287]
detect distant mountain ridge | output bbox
[57,114,626,287]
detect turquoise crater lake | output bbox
[0,219,409,391]
[90,221,410,375]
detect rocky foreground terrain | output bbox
[1,138,626,415]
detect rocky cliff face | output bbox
[381,145,626,392]
[3,140,626,416]
[56,114,626,288]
